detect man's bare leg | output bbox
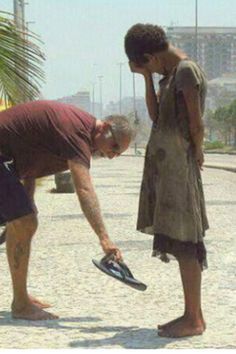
[6,214,58,320]
[24,178,51,309]
[1,227,51,309]
[158,257,205,337]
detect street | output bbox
[0,154,235,349]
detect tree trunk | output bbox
[234,127,236,148]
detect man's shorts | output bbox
[0,156,34,225]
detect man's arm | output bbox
[129,62,159,123]
[68,160,121,259]
[182,86,205,169]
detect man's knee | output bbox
[7,213,38,238]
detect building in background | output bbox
[166,26,236,80]
[105,96,149,121]
[206,73,236,110]
[57,91,91,113]
[105,97,151,146]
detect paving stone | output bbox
[0,155,235,348]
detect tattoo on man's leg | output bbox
[14,242,25,269]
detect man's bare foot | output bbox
[158,316,205,338]
[12,302,58,321]
[28,295,51,309]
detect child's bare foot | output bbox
[12,302,58,321]
[158,316,205,338]
[158,316,184,330]
[28,295,51,309]
[158,314,206,332]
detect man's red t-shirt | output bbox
[0,100,96,178]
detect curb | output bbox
[203,164,236,173]
[204,151,236,155]
[123,154,236,173]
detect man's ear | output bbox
[101,121,111,132]
[143,53,154,62]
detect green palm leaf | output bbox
[0,11,45,106]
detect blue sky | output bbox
[1,0,236,108]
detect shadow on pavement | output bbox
[92,174,126,178]
[95,184,118,188]
[50,213,132,221]
[206,200,236,206]
[0,311,101,330]
[69,326,180,349]
[104,192,139,196]
[117,239,151,250]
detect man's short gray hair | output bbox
[104,115,136,143]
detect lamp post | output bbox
[14,0,25,32]
[26,20,35,31]
[14,0,29,102]
[90,63,97,115]
[195,0,198,62]
[133,73,139,155]
[91,82,96,115]
[118,62,125,114]
[133,73,136,120]
[98,75,103,118]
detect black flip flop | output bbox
[92,254,147,291]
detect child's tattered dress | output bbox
[137,60,209,269]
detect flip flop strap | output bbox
[101,253,115,262]
[101,255,127,279]
[118,261,134,278]
[110,261,126,279]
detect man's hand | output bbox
[68,160,123,261]
[195,147,204,170]
[129,61,150,77]
[100,238,122,261]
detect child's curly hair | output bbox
[124,23,169,65]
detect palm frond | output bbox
[0,11,45,105]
